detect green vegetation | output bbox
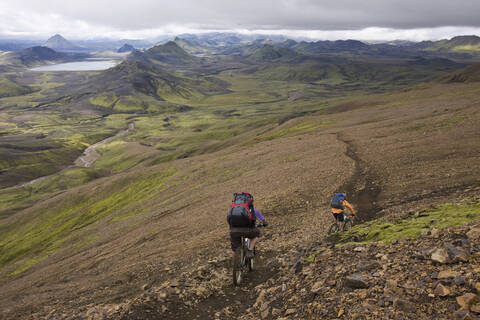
[305,198,480,264]
[0,168,177,275]
[338,198,480,245]
[251,120,335,143]
[0,77,33,98]
[0,168,102,217]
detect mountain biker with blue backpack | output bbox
[227,192,266,258]
[330,192,356,230]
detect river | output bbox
[17,123,134,188]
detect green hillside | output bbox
[128,41,201,66]
[438,62,480,83]
[0,77,33,98]
[87,60,228,110]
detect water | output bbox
[30,60,118,71]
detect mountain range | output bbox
[1,29,480,320]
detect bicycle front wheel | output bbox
[328,223,339,234]
[232,247,244,285]
[343,219,353,231]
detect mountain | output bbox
[86,60,227,111]
[412,35,480,54]
[172,37,209,54]
[44,34,81,51]
[278,39,298,48]
[117,44,135,53]
[2,46,67,66]
[246,44,299,62]
[127,41,201,66]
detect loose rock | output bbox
[456,293,478,309]
[434,283,450,297]
[344,273,370,289]
[431,248,450,264]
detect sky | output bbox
[1,0,480,41]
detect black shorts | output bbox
[332,212,345,222]
[229,227,261,251]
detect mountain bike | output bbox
[232,224,265,286]
[327,213,354,234]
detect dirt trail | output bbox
[117,132,383,320]
[123,251,280,320]
[336,132,382,222]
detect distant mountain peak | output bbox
[44,34,79,51]
[117,43,135,53]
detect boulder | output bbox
[445,243,470,262]
[431,248,450,264]
[434,283,450,297]
[456,293,478,309]
[344,273,370,289]
[466,227,480,239]
[438,270,459,279]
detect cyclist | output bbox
[227,192,267,258]
[330,192,356,230]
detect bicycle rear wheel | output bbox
[232,247,244,285]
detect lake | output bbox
[31,60,118,71]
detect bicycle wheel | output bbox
[343,219,353,231]
[248,249,255,272]
[328,223,339,234]
[232,247,244,285]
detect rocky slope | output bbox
[34,194,480,320]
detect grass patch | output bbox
[89,94,118,108]
[338,197,480,245]
[251,120,335,144]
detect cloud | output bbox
[1,0,480,40]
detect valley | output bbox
[0,34,479,319]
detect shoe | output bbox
[246,249,254,258]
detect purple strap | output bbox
[254,209,265,222]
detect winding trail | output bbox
[117,132,384,320]
[336,132,382,221]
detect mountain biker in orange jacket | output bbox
[331,193,356,230]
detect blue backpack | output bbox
[330,193,346,209]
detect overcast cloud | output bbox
[1,0,480,41]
